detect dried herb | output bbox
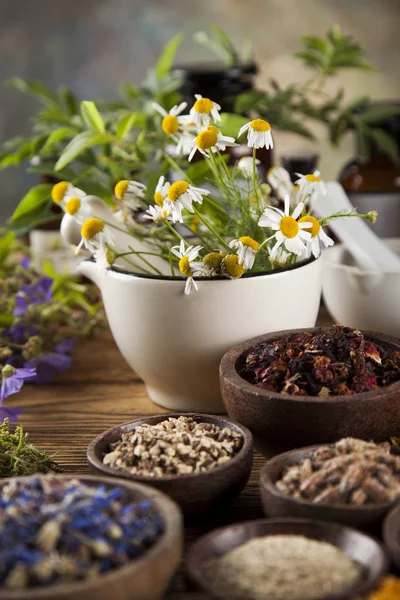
[239,325,400,396]
[0,419,61,477]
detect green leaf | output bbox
[80,101,105,133]
[194,26,238,66]
[116,113,139,138]
[7,204,58,234]
[42,128,75,152]
[6,78,59,105]
[359,105,400,125]
[0,232,15,266]
[0,314,13,327]
[219,112,249,138]
[368,128,399,163]
[155,34,183,79]
[9,184,53,222]
[59,86,79,115]
[54,131,108,171]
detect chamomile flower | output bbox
[51,182,86,209]
[229,236,259,269]
[152,102,188,138]
[267,167,293,200]
[189,94,221,128]
[237,156,260,176]
[114,180,146,211]
[75,218,114,255]
[63,196,92,225]
[202,251,227,276]
[144,204,172,223]
[175,131,197,156]
[298,215,334,258]
[153,176,170,207]
[112,208,136,227]
[171,240,204,295]
[268,246,290,267]
[221,254,245,279]
[94,245,117,270]
[188,126,237,161]
[258,196,311,257]
[238,119,273,150]
[166,181,210,223]
[295,171,327,197]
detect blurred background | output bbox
[1,0,400,222]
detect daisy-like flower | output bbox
[51,181,86,209]
[188,126,237,161]
[267,166,293,200]
[153,176,170,207]
[112,207,136,227]
[144,204,172,223]
[152,102,188,138]
[298,215,334,258]
[295,171,327,197]
[75,218,114,255]
[189,94,221,128]
[268,246,290,267]
[238,119,273,150]
[237,156,260,176]
[202,251,227,276]
[63,196,92,224]
[114,180,146,211]
[258,196,311,257]
[175,130,197,156]
[221,254,246,279]
[93,245,117,270]
[229,236,259,270]
[171,240,204,295]
[166,181,210,223]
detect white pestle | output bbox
[314,181,400,272]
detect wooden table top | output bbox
[15,307,332,598]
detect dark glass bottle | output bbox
[338,103,400,238]
[173,62,273,173]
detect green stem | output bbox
[164,220,186,243]
[192,207,232,252]
[163,153,193,183]
[257,234,277,253]
[127,247,163,276]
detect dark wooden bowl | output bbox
[220,327,400,448]
[260,445,395,528]
[0,474,183,600]
[87,413,253,517]
[186,518,388,600]
[383,503,400,570]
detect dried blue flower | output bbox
[24,353,72,384]
[0,365,36,401]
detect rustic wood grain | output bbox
[13,307,333,597]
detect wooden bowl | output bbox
[383,503,400,570]
[0,474,183,600]
[186,518,388,600]
[220,327,400,447]
[87,413,253,517]
[260,445,395,528]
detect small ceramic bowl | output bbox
[87,413,253,516]
[322,238,400,337]
[186,518,387,600]
[260,445,395,528]
[220,327,400,447]
[0,474,183,600]
[383,503,400,570]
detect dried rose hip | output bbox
[239,325,400,397]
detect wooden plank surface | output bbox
[14,306,332,597]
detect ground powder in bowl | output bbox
[202,534,362,600]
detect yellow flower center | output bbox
[114,180,129,200]
[81,218,105,240]
[207,125,220,135]
[293,185,300,192]
[193,97,213,114]
[299,215,321,238]
[250,119,271,132]
[154,191,164,207]
[239,236,259,251]
[179,256,192,278]
[51,181,69,204]
[65,197,81,216]
[189,216,201,233]
[168,181,190,202]
[204,252,225,270]
[267,166,278,176]
[280,216,299,239]
[162,115,179,135]
[196,129,219,151]
[305,174,321,182]
[223,254,245,279]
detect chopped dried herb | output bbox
[0,419,62,477]
[239,325,400,397]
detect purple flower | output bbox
[0,366,37,401]
[0,406,22,422]
[13,277,53,317]
[4,323,39,344]
[54,339,76,354]
[20,257,30,269]
[25,353,72,384]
